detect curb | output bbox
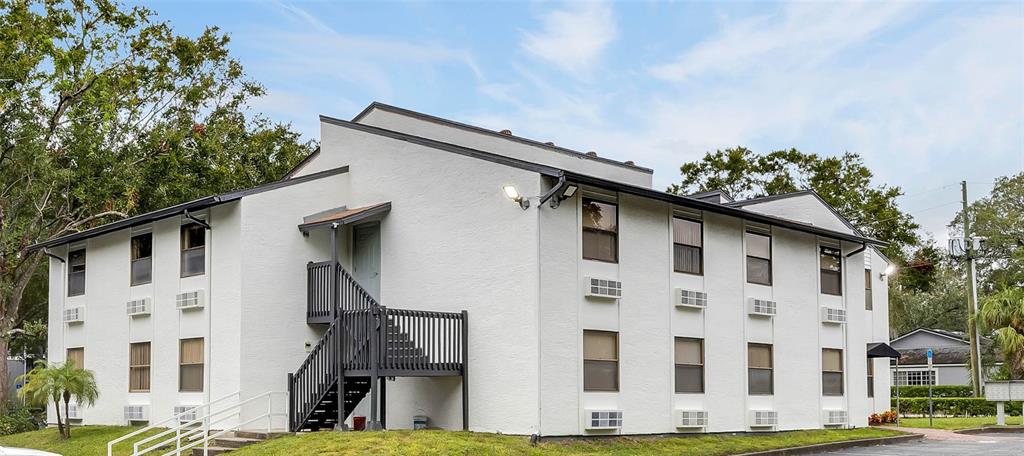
[956,426,1024,435]
[735,433,923,455]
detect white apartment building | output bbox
[36,102,895,437]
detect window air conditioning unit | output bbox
[175,290,204,311]
[66,403,82,420]
[749,410,777,428]
[124,405,149,422]
[675,289,707,309]
[675,410,708,428]
[748,298,777,317]
[585,410,623,430]
[126,298,152,317]
[584,277,622,299]
[823,409,847,426]
[63,306,85,325]
[174,405,198,423]
[821,307,847,324]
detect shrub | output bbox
[0,406,43,435]
[891,385,974,398]
[892,397,1023,416]
[868,409,898,425]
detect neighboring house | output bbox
[34,102,894,437]
[889,328,989,386]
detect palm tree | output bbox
[978,287,1024,380]
[17,360,99,439]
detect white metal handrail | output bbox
[134,391,287,456]
[107,391,240,456]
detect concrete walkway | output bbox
[823,427,1024,455]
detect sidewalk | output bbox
[880,426,1017,441]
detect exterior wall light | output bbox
[503,185,530,210]
[881,264,896,280]
[560,184,578,199]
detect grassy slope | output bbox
[897,416,1024,430]
[232,428,903,456]
[0,426,167,456]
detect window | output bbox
[820,246,842,295]
[867,358,874,398]
[179,338,204,392]
[865,269,873,310]
[675,338,704,393]
[131,233,153,286]
[68,249,86,296]
[893,370,935,386]
[745,232,772,285]
[673,218,703,275]
[748,343,773,395]
[129,342,151,392]
[66,347,84,369]
[582,199,618,263]
[180,223,206,277]
[583,330,618,391]
[822,348,844,396]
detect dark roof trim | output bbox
[563,171,888,247]
[31,165,350,250]
[322,116,887,247]
[282,146,321,180]
[299,202,392,233]
[352,102,654,174]
[890,328,969,345]
[689,189,734,203]
[319,115,565,177]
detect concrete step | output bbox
[191,446,235,456]
[212,437,262,448]
[234,430,292,440]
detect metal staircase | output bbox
[288,261,468,432]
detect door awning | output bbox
[298,202,391,234]
[867,342,901,359]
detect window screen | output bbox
[675,338,704,393]
[180,223,206,277]
[748,343,773,395]
[130,342,151,392]
[865,268,873,310]
[131,233,153,286]
[822,348,844,396]
[582,199,618,263]
[179,338,204,392]
[745,232,772,285]
[673,218,703,275]
[820,246,842,295]
[68,249,86,296]
[584,330,618,391]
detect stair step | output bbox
[191,447,235,456]
[213,437,262,448]
[233,431,292,440]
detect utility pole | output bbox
[962,181,983,397]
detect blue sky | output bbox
[142,0,1023,242]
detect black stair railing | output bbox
[379,308,465,374]
[288,316,339,431]
[306,261,335,321]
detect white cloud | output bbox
[520,2,617,75]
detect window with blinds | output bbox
[745,232,772,285]
[130,342,151,392]
[179,338,204,392]
[822,348,844,396]
[66,347,84,369]
[583,330,618,392]
[675,337,704,393]
[748,343,773,395]
[673,218,703,275]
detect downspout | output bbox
[186,210,214,411]
[537,174,566,208]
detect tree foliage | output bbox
[18,360,99,439]
[668,147,919,260]
[978,287,1024,380]
[951,173,1024,292]
[0,0,314,405]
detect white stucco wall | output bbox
[737,194,854,234]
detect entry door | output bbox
[352,223,381,300]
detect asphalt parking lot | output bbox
[822,433,1024,455]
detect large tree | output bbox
[0,0,314,406]
[669,147,919,260]
[950,173,1024,292]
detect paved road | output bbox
[822,433,1024,455]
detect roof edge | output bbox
[351,102,654,174]
[31,165,350,251]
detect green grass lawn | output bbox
[231,428,904,456]
[0,426,171,456]
[897,416,1024,430]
